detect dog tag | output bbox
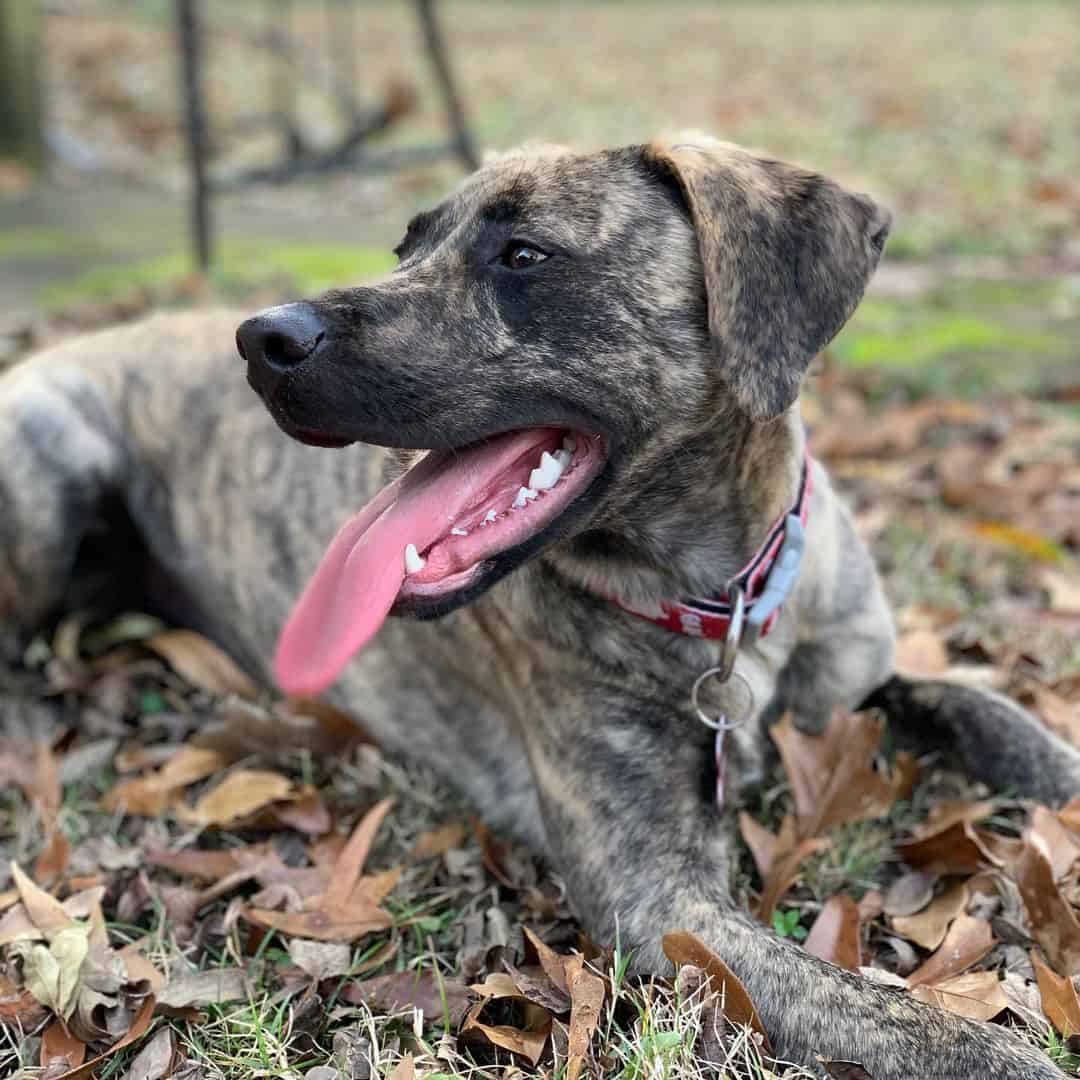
[714,725,729,810]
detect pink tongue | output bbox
[274,430,548,695]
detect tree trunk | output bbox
[0,0,44,168]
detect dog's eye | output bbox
[501,243,549,270]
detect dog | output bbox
[2,135,1077,1078]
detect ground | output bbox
[0,2,1078,1078]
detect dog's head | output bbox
[236,135,889,693]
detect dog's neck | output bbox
[548,408,805,613]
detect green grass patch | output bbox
[41,242,396,310]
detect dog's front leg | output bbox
[520,684,1062,1079]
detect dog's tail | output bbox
[862,674,1080,808]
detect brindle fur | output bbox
[2,135,1077,1079]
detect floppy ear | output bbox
[644,135,891,421]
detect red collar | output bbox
[614,453,813,643]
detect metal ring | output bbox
[715,583,745,684]
[691,669,755,732]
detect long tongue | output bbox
[274,431,549,695]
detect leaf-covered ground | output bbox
[0,331,1077,1078]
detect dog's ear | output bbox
[644,135,890,421]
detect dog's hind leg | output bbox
[867,675,1080,807]
[521,683,1063,1079]
[0,358,131,635]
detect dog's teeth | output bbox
[481,509,498,526]
[450,527,468,537]
[529,450,563,491]
[562,434,576,452]
[554,449,572,471]
[512,486,538,509]
[404,544,425,574]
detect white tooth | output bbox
[529,450,563,491]
[481,509,498,526]
[512,486,538,509]
[554,449,572,470]
[451,527,468,537]
[404,544,425,574]
[562,434,577,452]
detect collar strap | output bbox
[614,453,813,643]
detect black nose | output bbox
[236,303,326,376]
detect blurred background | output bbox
[1,0,1078,403]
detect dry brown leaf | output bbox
[102,747,225,816]
[408,823,468,862]
[883,870,939,918]
[41,1019,87,1070]
[819,1059,874,1079]
[340,969,472,1026]
[53,995,155,1080]
[523,926,570,995]
[1007,834,1080,976]
[121,1025,176,1080]
[564,953,606,1080]
[0,972,48,1029]
[895,628,949,675]
[772,711,895,838]
[144,629,260,698]
[156,968,247,1009]
[911,970,1007,1022]
[247,801,398,943]
[804,894,861,972]
[1030,805,1080,882]
[287,939,352,980]
[1032,950,1080,1036]
[268,787,332,835]
[460,998,552,1065]
[896,819,997,876]
[890,882,968,951]
[176,769,293,827]
[1028,685,1080,746]
[387,1054,414,1080]
[907,914,995,987]
[662,931,772,1054]
[11,861,76,939]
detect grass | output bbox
[40,243,397,310]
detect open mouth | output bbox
[274,427,607,695]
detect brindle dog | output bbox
[2,135,1077,1078]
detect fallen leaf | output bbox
[895,628,949,676]
[820,1060,874,1080]
[176,769,293,827]
[408,823,468,862]
[804,894,861,972]
[53,994,155,1080]
[102,747,225,816]
[269,787,332,835]
[890,882,968,951]
[246,801,398,943]
[662,931,772,1054]
[564,953,605,1080]
[41,1019,87,1070]
[911,970,1007,1022]
[460,998,552,1065]
[772,711,895,838]
[388,1054,414,1080]
[883,871,939,918]
[144,629,260,698]
[907,914,995,987]
[340,969,472,1027]
[156,968,248,1009]
[1032,950,1080,1036]
[1007,832,1080,976]
[523,926,569,995]
[121,1025,176,1080]
[288,939,352,980]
